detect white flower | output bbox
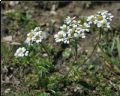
[73,24,77,28]
[54,16,87,44]
[14,47,29,57]
[79,22,90,32]
[74,33,78,38]
[24,51,29,56]
[97,22,102,27]
[25,27,46,45]
[54,31,68,43]
[87,10,113,29]
[60,24,67,30]
[64,16,71,24]
[64,16,74,24]
[87,15,96,24]
[34,27,40,32]
[24,32,34,45]
[87,10,113,30]
[95,10,113,29]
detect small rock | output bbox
[2,36,12,42]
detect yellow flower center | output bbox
[97,16,103,21]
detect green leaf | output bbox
[116,37,120,60]
[78,80,94,90]
[24,20,37,32]
[62,48,72,59]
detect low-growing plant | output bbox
[13,10,120,95]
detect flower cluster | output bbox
[87,10,114,29]
[14,47,29,57]
[54,16,90,44]
[25,27,46,45]
[54,10,113,44]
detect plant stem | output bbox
[75,39,78,61]
[77,30,102,69]
[41,42,51,62]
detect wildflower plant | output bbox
[14,27,53,88]
[14,10,114,94]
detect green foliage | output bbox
[116,36,120,60]
[47,72,63,91]
[24,20,37,32]
[62,48,72,59]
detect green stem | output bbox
[75,40,78,61]
[77,29,102,69]
[41,42,51,62]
